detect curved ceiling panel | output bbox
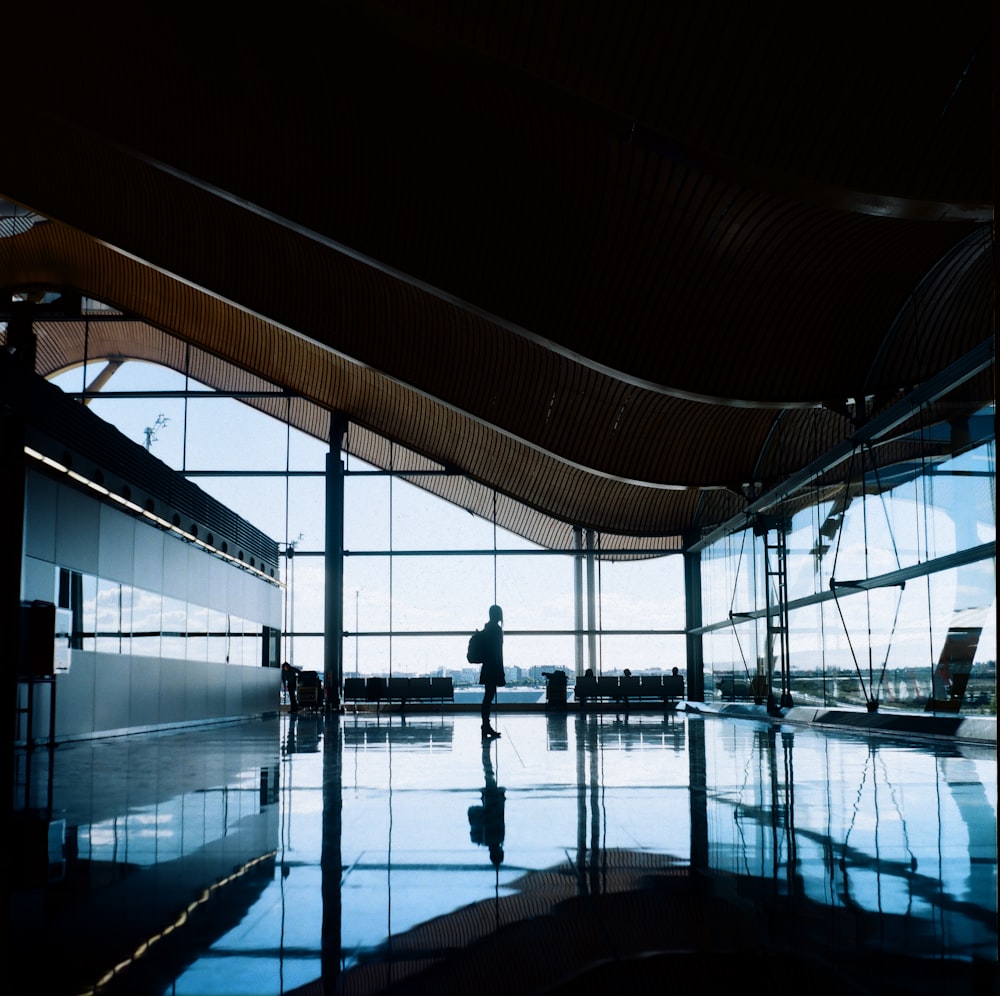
[0,1,993,552]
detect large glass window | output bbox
[700,399,995,714]
[46,345,993,713]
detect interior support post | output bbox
[573,527,584,676]
[585,529,598,674]
[683,532,705,702]
[324,413,348,710]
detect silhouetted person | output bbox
[668,665,685,701]
[468,739,505,867]
[478,604,505,739]
[621,667,633,709]
[282,661,298,713]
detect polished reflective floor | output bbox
[12,709,998,995]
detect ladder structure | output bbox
[760,517,792,710]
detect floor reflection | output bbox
[11,711,997,995]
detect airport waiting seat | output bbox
[596,676,620,700]
[342,677,367,711]
[574,674,598,704]
[638,674,663,696]
[618,674,641,700]
[386,677,411,704]
[408,677,433,700]
[573,671,684,708]
[430,676,454,702]
[663,674,685,699]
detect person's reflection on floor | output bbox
[468,739,506,867]
[282,714,298,756]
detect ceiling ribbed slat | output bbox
[0,1,992,550]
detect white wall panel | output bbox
[24,471,57,562]
[55,484,100,573]
[133,523,165,592]
[98,503,136,584]
[162,533,188,601]
[129,657,162,727]
[187,543,210,606]
[24,468,282,741]
[93,654,130,733]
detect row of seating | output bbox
[342,675,454,707]
[574,673,685,705]
[340,673,681,709]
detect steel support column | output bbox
[683,532,704,702]
[324,415,347,709]
[586,529,598,674]
[573,527,584,677]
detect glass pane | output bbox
[88,393,188,470]
[597,555,685,631]
[161,595,187,660]
[494,553,575,634]
[284,556,325,634]
[344,473,390,550]
[392,478,504,551]
[385,555,500,633]
[49,357,186,396]
[195,475,288,541]
[347,635,392,677]
[132,586,162,658]
[187,599,209,663]
[343,558,391,638]
[288,423,327,472]
[95,578,124,654]
[287,477,326,552]
[207,606,228,665]
[185,397,289,472]
[502,634,576,681]
[77,571,97,652]
[227,619,246,667]
[286,635,324,674]
[594,634,687,676]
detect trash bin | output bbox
[542,669,568,709]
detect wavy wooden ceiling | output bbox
[0,2,993,552]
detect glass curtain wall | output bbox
[49,356,687,691]
[50,341,994,712]
[701,396,996,715]
[341,448,685,685]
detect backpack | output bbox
[467,627,489,664]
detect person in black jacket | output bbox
[281,661,299,713]
[479,604,505,739]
